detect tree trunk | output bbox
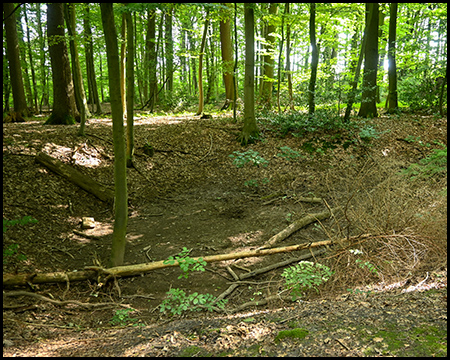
[120,13,127,117]
[285,3,295,111]
[45,3,79,125]
[64,3,90,136]
[308,3,318,116]
[165,7,174,92]
[35,152,114,203]
[126,10,135,168]
[260,3,278,109]
[358,3,379,118]
[219,3,236,106]
[196,12,209,116]
[387,2,398,113]
[240,3,259,145]
[146,9,157,112]
[100,4,128,268]
[3,2,29,120]
[23,6,38,112]
[83,5,102,115]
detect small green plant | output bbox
[277,146,304,161]
[281,261,334,300]
[163,247,207,279]
[358,125,388,143]
[244,179,259,187]
[349,249,379,275]
[110,308,141,326]
[3,215,38,233]
[3,244,27,264]
[159,288,227,316]
[229,149,269,168]
[400,147,447,180]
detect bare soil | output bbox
[3,110,447,356]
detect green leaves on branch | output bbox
[163,247,207,279]
[229,149,269,168]
[282,261,334,301]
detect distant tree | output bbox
[358,3,379,118]
[260,3,278,109]
[100,3,128,267]
[219,3,237,109]
[387,2,399,113]
[64,3,90,135]
[3,3,29,120]
[196,10,209,116]
[308,3,318,116]
[240,3,259,145]
[83,5,102,115]
[125,8,135,168]
[45,3,79,125]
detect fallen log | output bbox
[3,239,336,287]
[258,207,341,249]
[35,152,114,203]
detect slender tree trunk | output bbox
[219,3,235,106]
[285,3,294,111]
[387,2,398,113]
[260,3,278,109]
[120,13,127,117]
[165,7,174,92]
[45,2,79,125]
[308,3,318,116]
[84,5,102,115]
[358,3,379,118]
[196,12,209,116]
[100,4,128,268]
[276,4,285,113]
[146,9,157,112]
[24,6,38,112]
[64,3,90,136]
[240,3,259,145]
[3,3,29,119]
[126,10,135,168]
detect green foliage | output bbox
[277,146,304,161]
[281,261,334,300]
[244,178,269,188]
[400,147,447,180]
[358,125,388,143]
[229,149,269,168]
[349,249,379,275]
[110,308,143,326]
[275,328,309,342]
[3,216,38,233]
[3,244,27,264]
[159,288,227,316]
[163,247,207,279]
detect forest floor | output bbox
[3,107,447,356]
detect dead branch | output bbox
[3,240,336,287]
[3,291,128,309]
[35,152,114,203]
[258,207,341,249]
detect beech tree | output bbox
[240,3,258,145]
[358,3,379,118]
[308,3,318,116]
[100,3,128,268]
[3,3,29,120]
[387,3,399,113]
[45,2,79,125]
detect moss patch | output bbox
[275,328,309,343]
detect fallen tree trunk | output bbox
[3,239,336,287]
[35,152,114,203]
[258,207,341,249]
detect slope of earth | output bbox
[3,110,447,356]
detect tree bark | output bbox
[358,3,379,118]
[219,3,236,105]
[387,2,398,113]
[3,3,29,119]
[3,240,335,287]
[101,4,128,268]
[126,9,135,168]
[196,12,210,116]
[240,3,259,145]
[35,152,114,203]
[45,3,79,125]
[308,3,318,116]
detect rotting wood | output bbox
[258,207,341,250]
[3,239,337,287]
[35,152,114,203]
